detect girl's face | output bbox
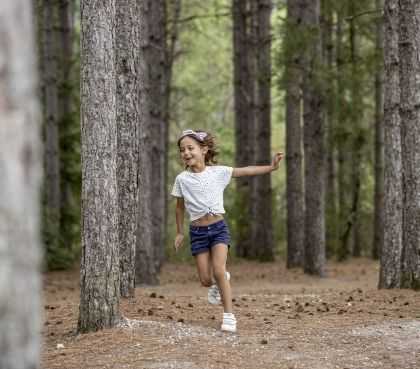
[179,136,207,168]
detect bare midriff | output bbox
[191,213,224,226]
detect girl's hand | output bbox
[174,233,184,252]
[271,152,284,171]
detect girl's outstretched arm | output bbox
[232,152,284,178]
[174,197,185,251]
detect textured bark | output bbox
[0,1,42,367]
[322,0,338,259]
[136,0,159,286]
[373,0,384,260]
[348,3,363,258]
[78,0,120,332]
[116,0,140,297]
[41,0,61,248]
[302,0,326,276]
[285,0,304,268]
[163,0,181,267]
[399,0,420,290]
[335,6,352,261]
[379,0,402,289]
[147,0,168,272]
[57,0,74,121]
[232,0,254,257]
[57,0,77,249]
[251,0,274,261]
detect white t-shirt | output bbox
[171,165,233,221]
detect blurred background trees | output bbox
[32,0,419,290]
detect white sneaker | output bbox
[207,272,230,305]
[208,284,221,305]
[221,312,237,333]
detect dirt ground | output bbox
[41,258,420,369]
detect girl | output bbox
[171,129,283,333]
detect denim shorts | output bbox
[189,220,231,256]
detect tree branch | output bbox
[345,8,382,22]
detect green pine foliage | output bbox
[41,0,384,267]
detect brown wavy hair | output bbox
[178,130,219,165]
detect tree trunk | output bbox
[164,0,182,267]
[302,0,326,276]
[251,0,274,261]
[379,0,402,289]
[285,0,304,268]
[373,0,384,260]
[136,0,159,286]
[399,0,420,290]
[335,5,352,261]
[232,0,254,257]
[147,0,168,272]
[348,3,363,258]
[78,0,120,332]
[0,1,42,367]
[322,0,338,259]
[41,0,61,251]
[116,0,140,297]
[57,0,78,251]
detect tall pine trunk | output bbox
[41,0,61,251]
[379,0,402,288]
[302,0,326,276]
[147,0,169,271]
[322,0,338,259]
[78,0,120,331]
[57,0,78,251]
[136,0,159,286]
[0,2,42,367]
[285,0,304,268]
[233,0,254,257]
[335,5,351,261]
[164,0,182,265]
[399,0,420,290]
[348,5,363,258]
[116,0,140,297]
[252,0,274,261]
[373,0,384,260]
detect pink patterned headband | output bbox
[178,129,208,143]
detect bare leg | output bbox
[194,251,213,287]
[210,244,232,313]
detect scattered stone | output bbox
[296,304,304,313]
[150,292,157,298]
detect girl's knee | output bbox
[213,265,226,281]
[199,275,212,287]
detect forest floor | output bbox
[41,258,420,369]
